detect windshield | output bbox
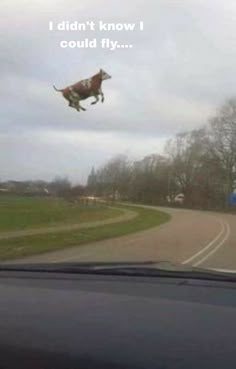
[1,0,236,276]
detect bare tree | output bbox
[94,155,131,199]
[49,176,71,196]
[86,98,236,210]
[166,128,209,206]
[209,98,236,207]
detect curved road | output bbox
[7,206,236,272]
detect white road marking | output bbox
[182,219,225,264]
[193,222,230,267]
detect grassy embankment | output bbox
[0,196,170,261]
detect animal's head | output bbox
[100,69,112,80]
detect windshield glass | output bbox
[1,0,236,275]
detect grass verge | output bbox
[0,195,122,232]
[0,205,171,261]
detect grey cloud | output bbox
[1,0,236,181]
[0,130,166,184]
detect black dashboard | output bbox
[1,270,236,369]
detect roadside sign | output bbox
[229,191,236,205]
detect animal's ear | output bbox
[100,68,103,73]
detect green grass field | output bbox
[0,196,171,261]
[0,195,121,231]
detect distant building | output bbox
[0,181,50,196]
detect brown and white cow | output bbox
[53,69,111,112]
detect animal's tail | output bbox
[53,85,63,92]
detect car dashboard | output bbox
[0,269,236,369]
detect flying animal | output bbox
[53,69,112,112]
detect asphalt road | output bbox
[7,206,236,272]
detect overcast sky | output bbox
[1,0,236,184]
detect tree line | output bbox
[87,98,236,210]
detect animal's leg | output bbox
[67,91,78,109]
[75,104,81,112]
[68,99,80,111]
[76,100,86,112]
[69,89,86,111]
[69,88,81,108]
[91,95,99,105]
[99,88,105,103]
